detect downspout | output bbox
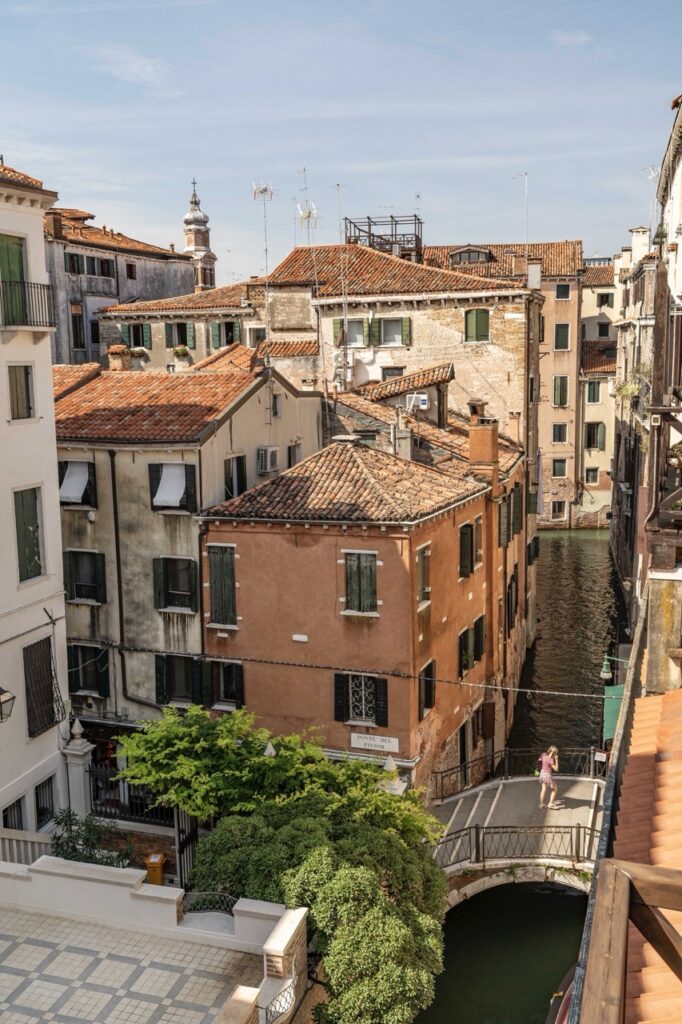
[109,449,158,710]
[197,448,205,657]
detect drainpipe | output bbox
[197,449,205,657]
[109,449,157,709]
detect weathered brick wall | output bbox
[101,829,176,874]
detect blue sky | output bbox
[2,0,681,283]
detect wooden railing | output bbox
[0,826,52,864]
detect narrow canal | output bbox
[420,530,626,1024]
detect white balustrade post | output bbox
[64,719,95,818]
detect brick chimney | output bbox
[45,211,63,239]
[107,344,132,371]
[391,406,412,461]
[467,398,499,491]
[511,252,527,277]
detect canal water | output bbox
[420,530,625,1024]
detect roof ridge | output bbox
[345,444,405,521]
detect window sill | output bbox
[71,689,101,698]
[417,600,431,614]
[154,509,192,516]
[67,598,103,607]
[169,700,191,708]
[8,417,39,425]
[61,504,96,511]
[207,622,239,630]
[345,720,377,728]
[212,702,237,712]
[341,610,380,618]
[464,338,490,344]
[158,606,195,615]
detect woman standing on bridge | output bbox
[538,746,559,809]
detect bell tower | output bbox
[183,179,217,291]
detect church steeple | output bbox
[183,179,216,291]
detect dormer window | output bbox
[449,247,491,267]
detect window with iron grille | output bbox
[334,673,388,726]
[349,674,377,724]
[35,776,55,829]
[68,644,110,697]
[23,636,65,738]
[2,798,23,830]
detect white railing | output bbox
[0,827,53,865]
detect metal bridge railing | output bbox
[431,746,609,802]
[434,823,600,870]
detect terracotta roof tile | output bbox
[49,209,190,261]
[356,363,454,400]
[191,343,258,373]
[269,244,524,297]
[52,363,102,400]
[101,280,256,314]
[261,339,319,358]
[204,441,484,524]
[424,241,583,279]
[55,368,256,444]
[582,340,617,375]
[0,163,45,190]
[582,264,615,287]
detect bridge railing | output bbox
[434,823,600,870]
[431,746,609,802]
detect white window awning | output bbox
[60,461,90,504]
[153,464,186,508]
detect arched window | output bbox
[449,248,491,267]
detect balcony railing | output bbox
[0,280,55,328]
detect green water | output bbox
[419,884,587,1024]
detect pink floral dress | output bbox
[539,753,557,789]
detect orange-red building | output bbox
[199,396,531,793]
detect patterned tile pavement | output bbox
[0,907,262,1023]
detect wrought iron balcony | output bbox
[0,280,55,329]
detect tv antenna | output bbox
[414,191,422,214]
[637,165,660,230]
[297,200,318,244]
[252,182,275,344]
[513,171,529,256]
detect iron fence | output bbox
[265,979,296,1024]
[431,746,609,802]
[182,891,238,917]
[89,764,174,827]
[434,823,599,870]
[0,280,55,328]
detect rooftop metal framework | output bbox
[344,214,424,262]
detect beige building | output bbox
[53,361,321,730]
[0,163,69,833]
[577,341,617,526]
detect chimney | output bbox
[511,252,527,277]
[629,226,651,264]
[527,258,542,290]
[169,242,175,253]
[45,211,63,239]
[107,344,132,371]
[467,399,499,490]
[391,406,412,461]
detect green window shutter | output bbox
[186,323,195,349]
[77,254,85,274]
[142,323,152,349]
[401,317,412,347]
[555,324,569,349]
[332,318,343,346]
[498,499,509,548]
[360,554,377,612]
[63,551,75,601]
[597,422,606,451]
[368,318,380,346]
[201,662,214,707]
[165,323,174,348]
[460,524,474,578]
[155,655,167,705]
[153,558,166,609]
[465,310,475,341]
[345,554,360,611]
[209,546,236,625]
[512,484,522,535]
[86,462,98,508]
[418,671,425,721]
[189,560,198,612]
[233,664,245,708]
[120,323,130,345]
[467,627,475,668]
[181,464,197,512]
[374,677,388,727]
[210,322,221,349]
[96,648,110,698]
[63,251,70,272]
[234,321,241,342]
[553,378,560,405]
[191,660,203,704]
[334,674,349,721]
[527,489,538,514]
[474,616,485,661]
[425,662,435,710]
[67,645,79,694]
[148,463,161,508]
[477,310,489,340]
[94,553,107,604]
[533,535,540,560]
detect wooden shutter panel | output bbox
[426,662,435,710]
[200,662,213,707]
[96,648,110,698]
[236,456,247,495]
[474,616,485,661]
[233,664,245,709]
[153,558,166,609]
[142,323,152,349]
[182,465,197,512]
[467,627,475,668]
[483,700,495,740]
[465,310,474,341]
[375,677,388,727]
[418,672,425,721]
[191,659,203,704]
[512,484,522,535]
[368,318,380,346]
[155,655,167,705]
[63,251,70,272]
[332,318,343,346]
[94,553,107,604]
[478,310,489,340]
[597,422,606,450]
[360,555,377,612]
[63,551,75,601]
[188,560,198,612]
[345,554,360,611]
[120,323,130,345]
[401,318,412,346]
[86,462,97,508]
[210,322,221,349]
[77,254,85,274]
[165,323,174,348]
[533,535,540,561]
[186,323,195,349]
[527,489,538,514]
[498,499,509,548]
[208,546,224,622]
[67,645,79,694]
[334,673,349,722]
[234,321,241,342]
[148,464,161,508]
[460,524,474,578]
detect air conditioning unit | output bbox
[256,446,279,474]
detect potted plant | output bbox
[174,345,192,370]
[129,346,150,371]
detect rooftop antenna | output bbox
[637,165,660,231]
[513,171,529,257]
[252,182,275,346]
[335,181,350,387]
[297,167,319,247]
[414,191,422,214]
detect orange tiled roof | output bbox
[582,264,615,287]
[55,208,95,222]
[261,339,319,358]
[52,363,102,401]
[424,241,583,279]
[0,163,47,191]
[582,341,617,375]
[48,209,190,261]
[269,244,524,297]
[55,368,257,444]
[101,281,255,314]
[611,689,682,1023]
[205,440,484,523]
[356,363,454,401]
[192,343,258,373]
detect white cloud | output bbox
[80,43,182,98]
[549,30,592,48]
